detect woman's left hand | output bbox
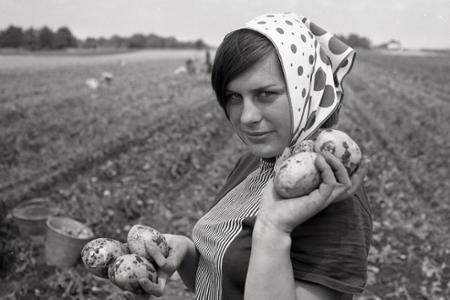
[257,152,369,235]
[122,234,194,300]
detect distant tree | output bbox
[1,25,23,48]
[194,39,207,49]
[109,35,126,48]
[38,26,55,49]
[146,34,165,48]
[22,27,39,50]
[346,33,371,49]
[82,37,98,48]
[128,34,147,48]
[161,36,177,48]
[96,37,108,47]
[53,26,77,49]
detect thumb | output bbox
[158,275,168,290]
[261,179,278,203]
[122,291,138,300]
[144,241,167,268]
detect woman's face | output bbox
[225,52,292,158]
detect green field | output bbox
[1,49,449,299]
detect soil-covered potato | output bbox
[108,254,158,293]
[292,139,315,155]
[314,129,362,174]
[274,147,292,174]
[127,225,169,261]
[274,152,321,198]
[81,238,129,278]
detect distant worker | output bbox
[205,50,212,73]
[102,72,114,85]
[185,58,196,74]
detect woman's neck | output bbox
[261,156,276,163]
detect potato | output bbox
[127,225,169,261]
[274,140,316,174]
[274,147,292,174]
[274,130,362,198]
[274,152,321,198]
[292,139,315,155]
[81,238,129,278]
[108,254,158,293]
[314,129,362,174]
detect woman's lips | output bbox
[243,130,273,142]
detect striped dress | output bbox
[192,159,274,300]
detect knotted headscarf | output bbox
[242,12,355,148]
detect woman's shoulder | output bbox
[290,185,373,294]
[293,185,372,240]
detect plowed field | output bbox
[1,49,449,300]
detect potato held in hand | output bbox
[274,152,321,198]
[314,129,362,174]
[108,254,158,294]
[291,139,315,155]
[127,225,169,261]
[81,238,129,278]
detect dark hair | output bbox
[211,29,275,112]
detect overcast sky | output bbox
[1,0,449,49]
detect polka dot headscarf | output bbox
[242,12,356,147]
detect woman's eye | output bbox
[258,91,277,100]
[226,93,242,104]
[260,91,273,97]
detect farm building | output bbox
[376,39,403,51]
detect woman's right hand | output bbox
[257,153,369,235]
[125,234,193,299]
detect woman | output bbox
[129,12,372,300]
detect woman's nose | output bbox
[240,98,262,125]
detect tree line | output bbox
[0,25,209,50]
[0,26,77,50]
[0,24,370,51]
